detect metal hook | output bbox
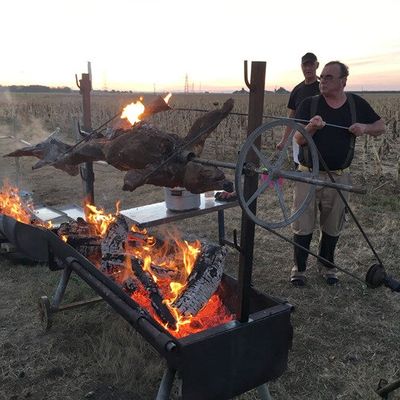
[75,74,80,89]
[244,60,252,90]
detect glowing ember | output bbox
[84,200,120,237]
[121,98,145,125]
[123,228,234,337]
[1,182,233,338]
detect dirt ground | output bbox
[1,96,400,400]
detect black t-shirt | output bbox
[288,80,320,110]
[295,94,381,170]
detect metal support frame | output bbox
[156,368,177,400]
[33,60,282,399]
[52,264,72,309]
[257,384,273,400]
[376,378,400,399]
[76,63,95,205]
[38,263,103,330]
[238,60,266,322]
[154,367,273,400]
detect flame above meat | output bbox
[121,98,145,125]
[121,93,172,125]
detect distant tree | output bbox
[274,87,289,94]
[232,87,248,94]
[6,85,72,93]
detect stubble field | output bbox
[0,91,399,400]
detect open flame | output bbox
[121,98,145,125]
[0,181,51,228]
[121,93,172,125]
[0,181,33,224]
[123,227,233,337]
[84,200,120,237]
[0,182,233,338]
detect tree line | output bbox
[0,85,72,93]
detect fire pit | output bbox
[0,211,292,400]
[0,62,296,399]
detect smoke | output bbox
[16,117,52,143]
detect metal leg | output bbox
[218,210,225,245]
[257,383,273,400]
[38,265,72,330]
[155,368,176,400]
[52,264,73,309]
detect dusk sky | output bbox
[2,0,399,92]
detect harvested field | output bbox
[0,92,399,400]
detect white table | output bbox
[120,193,238,243]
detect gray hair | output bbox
[325,61,349,78]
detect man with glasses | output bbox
[289,61,385,286]
[277,52,320,167]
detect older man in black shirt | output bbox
[290,61,385,286]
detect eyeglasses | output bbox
[319,74,344,82]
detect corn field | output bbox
[1,91,400,399]
[0,91,399,185]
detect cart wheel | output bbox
[235,119,319,229]
[38,296,52,331]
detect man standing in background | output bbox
[277,52,320,167]
[216,52,321,203]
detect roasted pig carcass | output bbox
[5,99,234,193]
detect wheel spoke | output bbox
[275,128,296,169]
[245,179,271,207]
[251,144,273,171]
[274,180,290,220]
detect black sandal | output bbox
[290,275,306,287]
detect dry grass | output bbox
[0,92,400,400]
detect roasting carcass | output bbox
[5,99,234,193]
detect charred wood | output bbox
[172,243,226,317]
[130,257,176,329]
[122,276,138,296]
[56,219,101,260]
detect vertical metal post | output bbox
[217,210,225,245]
[76,65,95,205]
[12,114,20,186]
[238,61,266,322]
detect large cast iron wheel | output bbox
[235,119,319,229]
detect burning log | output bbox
[122,276,138,295]
[56,218,101,260]
[130,257,177,329]
[172,243,226,317]
[5,99,234,194]
[100,215,159,275]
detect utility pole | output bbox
[184,73,189,94]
